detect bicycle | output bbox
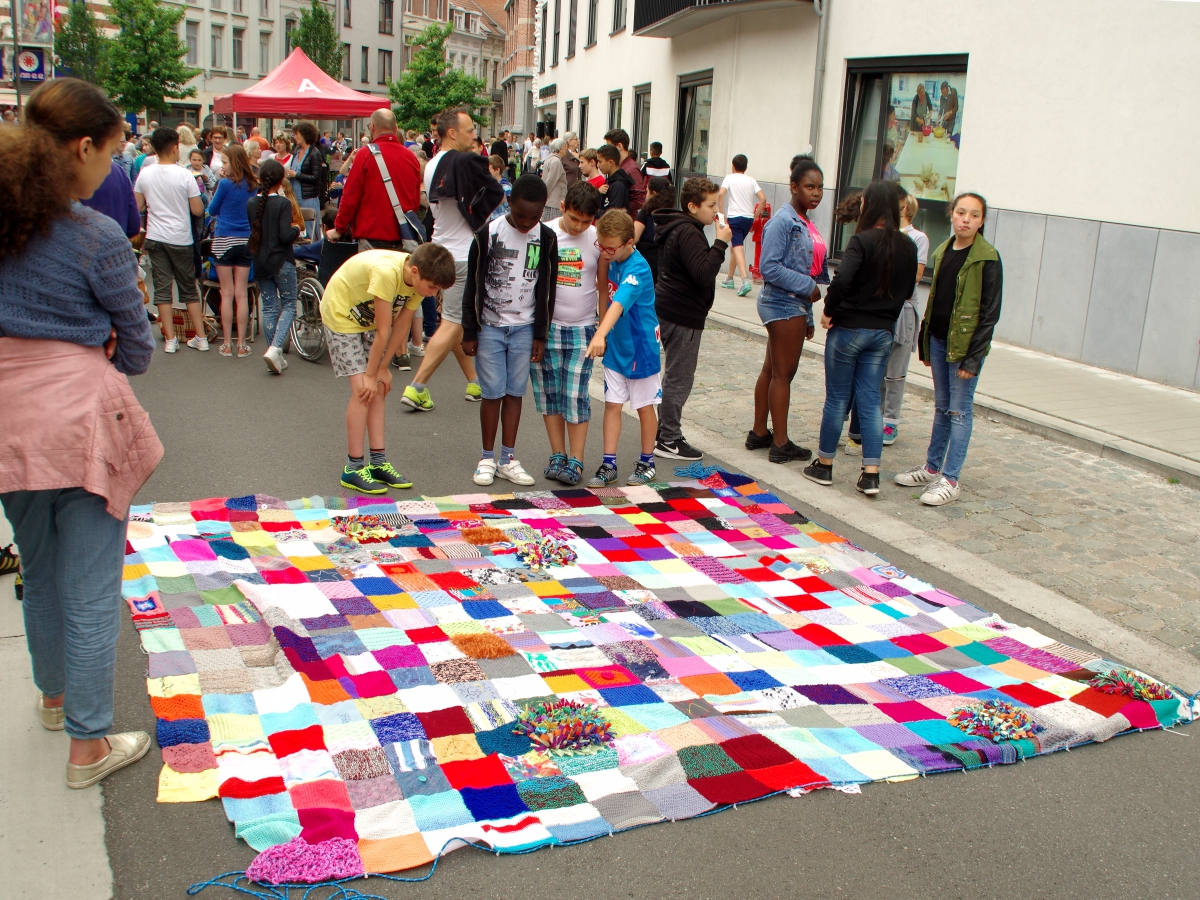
[288,241,327,362]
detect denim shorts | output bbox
[476,323,534,399]
[729,216,754,248]
[757,291,812,326]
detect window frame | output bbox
[341,43,351,80]
[566,0,577,58]
[211,24,224,69]
[585,0,597,47]
[552,0,561,66]
[378,48,393,84]
[260,0,269,17]
[675,69,714,181]
[232,27,245,71]
[578,96,589,146]
[185,21,199,66]
[538,2,547,74]
[344,0,351,27]
[361,45,370,82]
[259,32,270,74]
[611,0,625,34]
[379,0,394,34]
[607,89,622,132]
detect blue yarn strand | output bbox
[673,462,721,479]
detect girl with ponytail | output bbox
[246,158,301,374]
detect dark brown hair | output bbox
[0,78,123,260]
[680,176,718,214]
[248,159,286,255]
[410,243,457,288]
[293,121,319,146]
[643,176,675,214]
[855,180,905,297]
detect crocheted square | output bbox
[677,743,742,779]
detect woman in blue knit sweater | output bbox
[207,142,259,357]
[0,79,158,789]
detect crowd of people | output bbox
[0,77,1002,789]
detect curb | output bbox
[705,311,1200,491]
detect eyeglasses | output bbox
[594,241,623,255]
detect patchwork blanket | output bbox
[123,473,1192,881]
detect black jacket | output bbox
[246,194,300,278]
[823,228,919,331]
[429,150,505,232]
[461,220,559,342]
[602,167,635,213]
[292,144,326,201]
[652,209,729,330]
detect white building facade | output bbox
[532,0,1200,389]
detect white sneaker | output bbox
[894,463,939,487]
[844,439,860,456]
[408,341,425,357]
[473,457,497,486]
[919,476,961,506]
[496,459,536,486]
[163,337,179,353]
[281,358,288,370]
[264,345,284,374]
[187,336,210,351]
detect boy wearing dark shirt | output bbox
[597,144,633,214]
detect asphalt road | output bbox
[104,339,1200,900]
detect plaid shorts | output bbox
[324,326,376,378]
[530,323,596,424]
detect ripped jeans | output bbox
[924,335,983,482]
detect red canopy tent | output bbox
[212,48,390,118]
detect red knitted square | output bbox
[749,760,828,792]
[416,706,474,739]
[720,734,797,770]
[440,754,512,790]
[1068,687,1135,718]
[687,771,770,805]
[290,778,354,812]
[999,683,1063,708]
[268,725,327,757]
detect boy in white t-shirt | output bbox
[716,154,766,297]
[461,175,559,487]
[134,127,207,353]
[533,182,603,486]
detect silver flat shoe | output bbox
[66,731,151,789]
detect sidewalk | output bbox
[706,283,1200,488]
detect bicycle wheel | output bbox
[289,276,327,362]
[201,285,220,342]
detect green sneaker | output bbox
[401,384,435,411]
[340,465,387,495]
[736,281,754,297]
[464,382,482,402]
[368,462,413,489]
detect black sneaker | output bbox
[654,438,703,461]
[341,465,387,495]
[368,462,414,489]
[745,429,772,450]
[392,353,412,371]
[768,440,812,464]
[802,459,834,486]
[856,469,880,495]
[0,544,18,576]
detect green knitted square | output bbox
[677,743,741,779]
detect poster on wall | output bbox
[886,72,966,204]
[17,1,56,45]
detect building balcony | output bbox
[633,0,805,38]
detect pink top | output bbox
[803,217,827,278]
[0,338,163,520]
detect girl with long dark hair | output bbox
[803,180,918,494]
[746,157,827,463]
[894,192,1002,505]
[634,175,675,282]
[207,141,258,356]
[247,159,301,374]
[0,78,160,789]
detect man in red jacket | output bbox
[603,128,646,217]
[327,109,421,252]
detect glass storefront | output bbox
[836,57,967,257]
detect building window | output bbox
[342,43,351,79]
[211,25,224,68]
[284,18,295,55]
[578,97,588,145]
[612,0,625,33]
[233,0,243,13]
[185,22,199,65]
[538,3,547,74]
[608,89,622,131]
[676,72,712,180]
[260,0,269,16]
[232,27,245,70]
[632,85,650,159]
[586,0,597,46]
[212,0,221,10]
[551,0,560,66]
[379,48,392,83]
[361,45,369,82]
[379,0,393,34]
[259,33,270,73]
[344,0,351,27]
[835,59,967,254]
[564,100,572,134]
[567,0,577,57]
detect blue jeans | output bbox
[421,295,439,340]
[925,335,983,481]
[259,261,298,350]
[1,489,126,740]
[476,323,535,399]
[818,326,893,465]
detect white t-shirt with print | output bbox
[482,216,541,327]
[721,172,762,219]
[135,163,201,245]
[548,219,599,328]
[426,150,474,260]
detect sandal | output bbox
[237,344,251,358]
[218,343,232,357]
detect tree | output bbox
[292,0,344,80]
[55,0,110,84]
[388,24,489,134]
[101,0,200,115]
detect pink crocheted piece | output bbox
[245,837,365,885]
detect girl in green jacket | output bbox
[894,192,1003,506]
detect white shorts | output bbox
[603,367,662,410]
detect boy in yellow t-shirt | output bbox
[320,245,457,494]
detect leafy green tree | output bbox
[292,0,344,79]
[388,24,489,133]
[101,0,199,114]
[54,0,109,84]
